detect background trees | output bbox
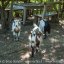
[0,0,64,31]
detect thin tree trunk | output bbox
[1,0,10,32]
[9,0,13,22]
[1,0,5,31]
[40,0,42,14]
[42,4,46,19]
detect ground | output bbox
[0,20,64,64]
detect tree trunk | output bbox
[1,0,10,32]
[1,0,5,31]
[9,0,14,22]
[42,4,46,19]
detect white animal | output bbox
[12,18,21,40]
[29,23,42,46]
[38,19,51,39]
[28,24,43,56]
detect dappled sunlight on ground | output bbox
[24,31,28,34]
[41,49,46,54]
[59,20,64,29]
[0,22,64,64]
[49,37,59,43]
[20,51,31,61]
[51,48,56,53]
[62,34,64,37]
[42,53,49,60]
[54,44,60,48]
[59,20,64,24]
[54,30,60,33]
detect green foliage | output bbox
[0,1,2,6]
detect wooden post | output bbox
[1,0,5,32]
[9,0,13,22]
[23,7,26,25]
[42,3,46,19]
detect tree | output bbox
[0,0,10,32]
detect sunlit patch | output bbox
[24,44,29,48]
[27,16,35,20]
[49,17,51,20]
[56,30,59,33]
[0,24,2,29]
[25,60,30,64]
[41,49,46,54]
[42,54,49,61]
[51,57,55,61]
[34,9,36,10]
[54,44,60,48]
[54,30,60,33]
[59,20,62,23]
[7,37,10,40]
[24,31,28,34]
[49,38,59,43]
[20,51,31,61]
[51,49,56,53]
[62,35,64,37]
[59,20,64,29]
[59,20,64,24]
[59,59,64,63]
[62,26,64,29]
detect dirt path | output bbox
[0,21,64,64]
